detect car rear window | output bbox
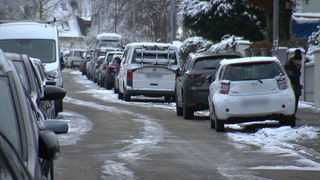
[223,62,283,81]
[193,56,237,71]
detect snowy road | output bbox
[54,69,320,180]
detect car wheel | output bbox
[100,77,105,87]
[209,103,215,129]
[283,115,296,127]
[118,92,123,99]
[215,118,224,132]
[210,117,215,129]
[124,93,131,101]
[114,86,118,93]
[176,101,183,116]
[97,76,100,85]
[106,82,113,90]
[183,103,194,119]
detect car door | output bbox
[175,55,192,106]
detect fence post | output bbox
[314,48,320,107]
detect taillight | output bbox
[127,70,133,86]
[220,81,230,94]
[109,64,118,69]
[276,76,288,90]
[187,73,202,79]
[103,65,107,70]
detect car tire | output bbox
[210,117,215,129]
[118,92,123,99]
[215,118,224,132]
[106,82,113,90]
[100,77,105,87]
[183,103,194,119]
[176,102,183,116]
[283,115,296,127]
[124,93,131,101]
[114,86,118,94]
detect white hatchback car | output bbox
[208,56,296,132]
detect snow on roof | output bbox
[58,15,83,38]
[220,56,279,66]
[292,13,320,23]
[126,42,176,48]
[96,33,122,41]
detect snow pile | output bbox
[208,35,244,52]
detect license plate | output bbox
[241,98,268,107]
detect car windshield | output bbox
[0,78,20,151]
[223,62,283,81]
[73,51,86,58]
[0,39,56,63]
[97,40,122,49]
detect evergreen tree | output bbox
[179,0,266,42]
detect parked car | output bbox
[87,48,108,81]
[65,48,86,68]
[0,49,60,179]
[4,52,68,134]
[30,57,56,118]
[93,55,105,83]
[99,51,123,88]
[175,51,242,119]
[103,55,122,89]
[0,21,64,116]
[208,56,296,132]
[80,51,93,75]
[5,52,59,118]
[117,42,180,101]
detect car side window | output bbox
[121,49,128,65]
[0,78,20,153]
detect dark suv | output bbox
[0,50,61,179]
[175,51,242,119]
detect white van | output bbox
[0,21,64,114]
[96,32,123,51]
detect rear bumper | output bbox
[213,91,295,120]
[126,89,175,97]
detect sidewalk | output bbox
[297,101,320,127]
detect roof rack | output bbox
[0,18,56,25]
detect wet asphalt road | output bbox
[54,69,320,180]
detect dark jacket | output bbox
[284,59,301,96]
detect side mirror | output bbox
[176,68,181,76]
[41,85,66,101]
[42,120,69,134]
[38,130,60,160]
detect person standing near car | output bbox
[284,49,303,113]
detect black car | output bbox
[0,49,61,179]
[175,51,242,119]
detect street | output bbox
[54,69,320,180]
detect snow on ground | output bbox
[58,69,320,178]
